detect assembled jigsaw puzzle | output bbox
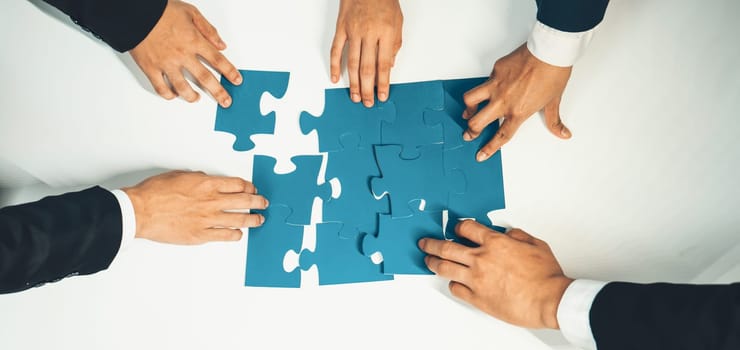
[214,70,506,288]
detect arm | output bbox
[590,282,740,350]
[462,1,609,162]
[0,186,122,294]
[40,0,242,107]
[418,220,740,350]
[1,171,269,294]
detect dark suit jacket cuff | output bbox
[75,0,167,52]
[535,0,609,32]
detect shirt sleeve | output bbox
[109,189,136,253]
[526,20,596,67]
[557,279,608,350]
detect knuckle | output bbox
[360,65,375,78]
[347,57,360,69]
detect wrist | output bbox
[541,276,575,329]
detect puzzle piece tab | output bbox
[362,203,444,275]
[371,144,464,218]
[245,204,303,288]
[215,70,290,151]
[252,155,332,225]
[324,134,389,238]
[291,223,393,285]
[381,80,446,159]
[300,88,395,153]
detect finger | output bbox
[543,95,572,139]
[187,61,232,108]
[203,228,243,242]
[347,39,362,103]
[454,220,498,245]
[200,47,242,86]
[475,116,524,162]
[359,39,377,107]
[463,100,505,141]
[376,38,394,102]
[449,281,475,304]
[191,7,226,50]
[462,81,493,119]
[330,31,347,83]
[418,237,474,266]
[215,177,255,193]
[216,212,264,229]
[143,69,176,100]
[165,69,200,102]
[219,193,269,211]
[424,256,472,284]
[506,229,537,245]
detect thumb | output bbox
[543,95,572,139]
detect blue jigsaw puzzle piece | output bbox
[362,202,444,275]
[324,134,389,238]
[300,88,395,153]
[215,70,290,151]
[443,120,505,237]
[371,144,464,219]
[297,223,393,285]
[423,77,489,151]
[381,80,445,159]
[245,204,303,288]
[252,155,332,225]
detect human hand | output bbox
[463,43,573,162]
[418,220,573,329]
[123,171,268,245]
[330,0,403,107]
[129,0,242,108]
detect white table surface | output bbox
[1,0,739,349]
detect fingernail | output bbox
[264,198,269,208]
[254,187,258,194]
[331,75,338,83]
[476,150,490,162]
[351,93,361,102]
[463,131,473,141]
[259,215,265,225]
[364,100,373,108]
[418,238,426,249]
[234,75,243,85]
[219,40,227,48]
[222,97,232,108]
[379,92,387,101]
[561,126,572,138]
[462,110,469,119]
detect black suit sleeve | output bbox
[41,0,167,52]
[0,186,122,294]
[590,282,740,350]
[535,0,610,32]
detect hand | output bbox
[129,0,242,108]
[123,171,268,245]
[330,0,403,107]
[418,220,574,329]
[463,43,573,162]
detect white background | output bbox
[1,0,739,349]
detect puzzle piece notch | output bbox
[289,223,393,286]
[215,70,290,151]
[371,144,465,219]
[422,77,489,151]
[361,201,445,275]
[381,80,446,159]
[299,87,396,153]
[324,133,389,238]
[252,155,332,226]
[245,204,303,288]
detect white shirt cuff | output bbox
[526,21,595,67]
[557,279,608,350]
[110,189,137,252]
